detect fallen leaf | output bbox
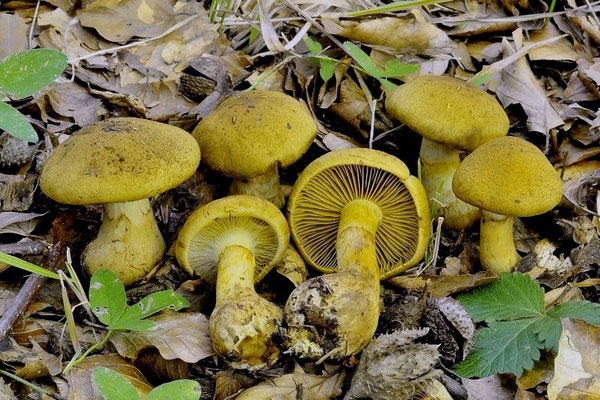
[134,350,190,382]
[559,139,600,166]
[345,329,441,400]
[526,23,580,62]
[236,363,345,400]
[548,319,600,399]
[463,375,517,400]
[517,355,554,390]
[109,312,212,363]
[467,41,504,64]
[0,173,37,211]
[11,318,49,349]
[0,212,45,236]
[36,81,106,127]
[65,354,153,400]
[386,272,497,297]
[0,13,28,60]
[0,338,62,380]
[0,377,17,400]
[213,369,255,400]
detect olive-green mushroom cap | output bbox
[192,90,317,178]
[40,118,200,205]
[453,136,563,217]
[176,195,289,283]
[386,75,509,151]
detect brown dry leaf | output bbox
[214,369,255,400]
[11,319,49,349]
[548,319,600,399]
[0,280,63,317]
[36,82,106,127]
[236,363,345,400]
[0,13,28,59]
[0,212,45,236]
[386,271,497,297]
[0,378,17,400]
[0,173,37,212]
[488,33,564,138]
[109,312,212,363]
[533,239,574,276]
[328,78,371,134]
[0,338,62,380]
[518,355,554,390]
[65,354,153,400]
[560,139,600,166]
[134,350,189,382]
[441,1,517,36]
[77,0,179,43]
[579,59,600,97]
[462,375,517,399]
[526,23,580,62]
[564,71,600,103]
[567,9,600,45]
[345,329,440,400]
[545,286,584,308]
[325,11,456,55]
[467,41,504,64]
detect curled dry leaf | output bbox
[526,23,580,62]
[548,319,600,399]
[0,378,17,400]
[325,11,456,55]
[134,350,190,382]
[65,354,153,400]
[386,271,497,297]
[109,312,212,363]
[0,173,37,212]
[213,369,255,400]
[236,363,345,400]
[0,338,62,380]
[345,329,441,400]
[11,318,49,349]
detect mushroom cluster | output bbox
[38,81,562,372]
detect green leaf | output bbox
[458,272,545,322]
[89,269,127,327]
[0,101,38,142]
[469,71,495,87]
[342,41,385,78]
[146,380,201,400]
[531,316,561,353]
[548,301,600,326]
[110,290,189,331]
[93,367,140,400]
[319,58,336,82]
[0,251,60,279]
[0,49,67,99]
[304,37,323,54]
[454,318,544,378]
[380,59,419,77]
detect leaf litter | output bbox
[1,0,600,398]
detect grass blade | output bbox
[0,251,62,280]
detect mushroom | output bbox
[175,195,288,370]
[39,118,200,286]
[192,90,317,208]
[284,148,430,359]
[452,136,563,274]
[386,75,509,230]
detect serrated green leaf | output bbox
[93,367,139,400]
[0,49,67,99]
[380,59,419,77]
[454,318,544,378]
[110,290,189,331]
[319,58,336,82]
[304,37,323,54]
[89,269,127,326]
[532,315,561,353]
[146,380,201,400]
[458,272,544,322]
[0,101,38,142]
[548,301,600,326]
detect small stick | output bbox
[0,274,46,342]
[0,241,46,256]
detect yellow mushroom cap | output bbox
[287,148,430,280]
[40,118,200,205]
[192,90,317,178]
[176,195,289,283]
[453,136,563,217]
[385,75,509,151]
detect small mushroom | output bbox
[192,90,317,208]
[452,136,563,274]
[285,148,430,359]
[176,195,288,370]
[40,118,200,286]
[386,75,509,230]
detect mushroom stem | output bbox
[215,245,256,305]
[337,199,382,280]
[211,244,284,370]
[420,138,480,230]
[83,199,166,286]
[479,210,521,274]
[229,164,285,208]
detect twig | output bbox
[0,241,46,256]
[368,99,377,149]
[0,274,46,342]
[28,0,42,49]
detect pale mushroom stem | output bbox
[229,164,285,208]
[211,244,283,370]
[215,245,256,305]
[479,210,521,274]
[420,138,480,230]
[83,199,166,286]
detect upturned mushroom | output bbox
[40,118,200,286]
[452,136,563,274]
[386,75,509,230]
[285,148,430,359]
[192,90,317,208]
[176,195,288,370]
